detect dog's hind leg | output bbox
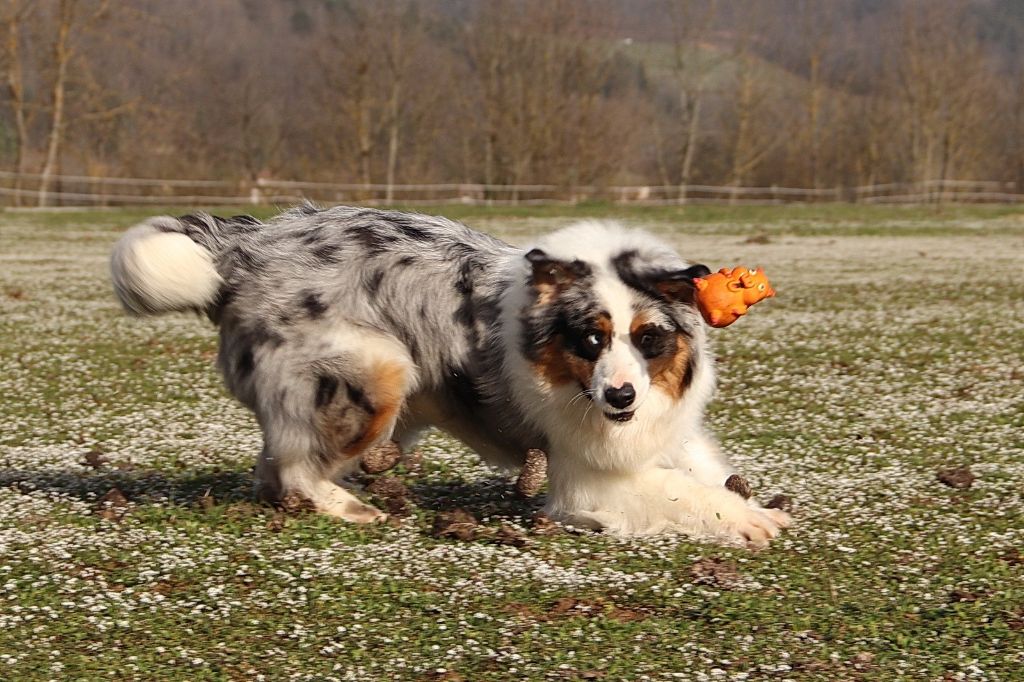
[255,423,386,522]
[254,334,416,522]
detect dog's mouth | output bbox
[603,410,636,423]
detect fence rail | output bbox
[1,172,1022,208]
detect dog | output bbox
[110,205,790,545]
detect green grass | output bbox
[6,201,1024,237]
[1,205,1022,680]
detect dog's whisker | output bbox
[579,400,595,428]
[566,389,593,410]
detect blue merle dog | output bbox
[110,205,790,544]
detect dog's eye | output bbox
[636,328,667,358]
[758,283,766,291]
[573,331,604,360]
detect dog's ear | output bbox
[613,250,708,306]
[649,263,711,304]
[525,249,590,288]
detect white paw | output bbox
[760,507,793,529]
[305,481,387,523]
[718,503,785,548]
[331,500,387,524]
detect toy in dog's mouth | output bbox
[604,410,636,423]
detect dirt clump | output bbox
[937,466,974,489]
[432,508,479,541]
[725,474,752,499]
[690,557,741,588]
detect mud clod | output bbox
[724,474,752,499]
[690,557,741,588]
[278,492,316,515]
[95,487,129,522]
[764,494,794,513]
[361,440,403,474]
[516,448,548,498]
[366,476,412,516]
[431,508,479,541]
[937,466,975,489]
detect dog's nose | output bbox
[604,383,636,409]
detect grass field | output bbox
[1,204,1022,681]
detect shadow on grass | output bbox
[408,476,544,522]
[0,466,255,507]
[0,466,545,524]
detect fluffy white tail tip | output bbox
[110,217,222,315]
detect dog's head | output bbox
[518,223,710,425]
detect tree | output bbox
[37,0,114,207]
[463,0,619,195]
[893,0,996,199]
[726,8,778,202]
[665,0,720,202]
[796,0,830,189]
[1,0,32,205]
[316,0,420,200]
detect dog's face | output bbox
[520,245,709,424]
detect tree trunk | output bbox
[730,63,754,204]
[385,81,400,205]
[679,93,703,204]
[358,112,372,191]
[651,118,671,188]
[5,4,29,206]
[356,67,373,196]
[38,0,75,208]
[384,24,403,205]
[808,53,822,190]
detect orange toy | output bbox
[693,266,775,327]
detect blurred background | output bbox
[2,0,1023,206]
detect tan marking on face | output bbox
[532,340,595,388]
[342,361,408,456]
[647,334,692,401]
[530,260,585,306]
[534,283,557,307]
[530,314,612,389]
[629,310,654,337]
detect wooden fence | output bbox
[1,171,1022,208]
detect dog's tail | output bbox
[110,213,258,316]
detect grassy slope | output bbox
[1,205,1022,681]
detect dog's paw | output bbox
[290,481,387,524]
[717,502,785,548]
[759,507,792,529]
[332,499,387,524]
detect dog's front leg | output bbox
[545,462,788,546]
[666,428,734,486]
[664,429,793,531]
